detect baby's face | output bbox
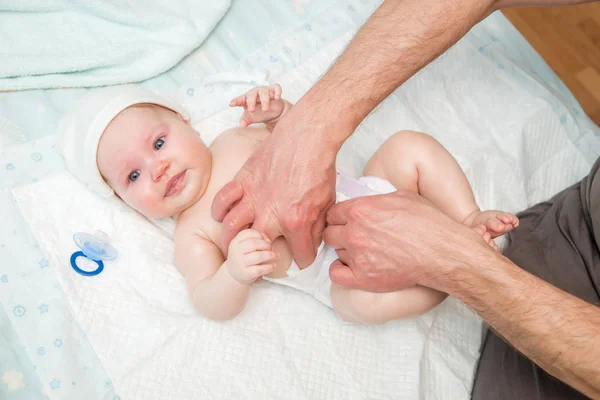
[97,105,211,219]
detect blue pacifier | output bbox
[70,230,117,277]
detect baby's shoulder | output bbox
[210,126,268,150]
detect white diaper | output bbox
[263,173,396,308]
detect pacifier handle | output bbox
[70,252,104,277]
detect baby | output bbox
[57,84,518,324]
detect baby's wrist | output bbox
[223,260,253,286]
[265,100,293,130]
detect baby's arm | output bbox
[175,229,277,321]
[331,284,448,325]
[230,84,293,132]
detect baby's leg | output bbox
[330,130,516,324]
[331,283,448,325]
[362,130,518,234]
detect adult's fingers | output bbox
[252,215,283,244]
[326,200,352,226]
[322,225,346,250]
[328,259,361,289]
[211,180,244,222]
[334,248,349,265]
[220,204,255,252]
[286,224,318,269]
[310,211,327,253]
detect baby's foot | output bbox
[464,210,519,238]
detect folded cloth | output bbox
[0,0,231,91]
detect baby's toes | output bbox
[485,218,506,234]
[500,213,519,227]
[512,215,520,228]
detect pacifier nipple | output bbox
[73,230,118,261]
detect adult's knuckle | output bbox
[283,207,306,232]
[226,216,242,232]
[216,189,230,206]
[347,201,368,220]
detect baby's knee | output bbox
[385,130,439,154]
[364,130,438,178]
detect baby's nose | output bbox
[151,159,169,181]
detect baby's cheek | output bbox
[138,193,163,217]
[122,187,159,218]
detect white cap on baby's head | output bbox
[56,84,189,198]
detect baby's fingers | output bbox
[246,250,279,266]
[270,84,282,100]
[250,263,276,280]
[246,91,258,112]
[258,89,270,111]
[239,112,253,128]
[229,94,247,107]
[239,238,272,254]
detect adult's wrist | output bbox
[423,240,507,297]
[293,82,360,151]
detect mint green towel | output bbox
[0,0,231,91]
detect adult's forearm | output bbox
[292,0,497,149]
[436,252,600,398]
[495,0,596,8]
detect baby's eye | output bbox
[128,170,141,182]
[154,137,165,150]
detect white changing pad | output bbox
[10,16,599,399]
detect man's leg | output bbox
[472,171,600,400]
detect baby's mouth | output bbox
[165,171,186,197]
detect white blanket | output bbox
[11,26,596,400]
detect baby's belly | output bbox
[268,236,294,278]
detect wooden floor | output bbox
[503,3,600,126]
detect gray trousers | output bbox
[472,160,600,400]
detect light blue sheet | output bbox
[0,0,231,91]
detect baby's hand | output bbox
[226,229,278,285]
[229,84,285,127]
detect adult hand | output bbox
[212,0,502,269]
[323,190,494,292]
[211,105,339,268]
